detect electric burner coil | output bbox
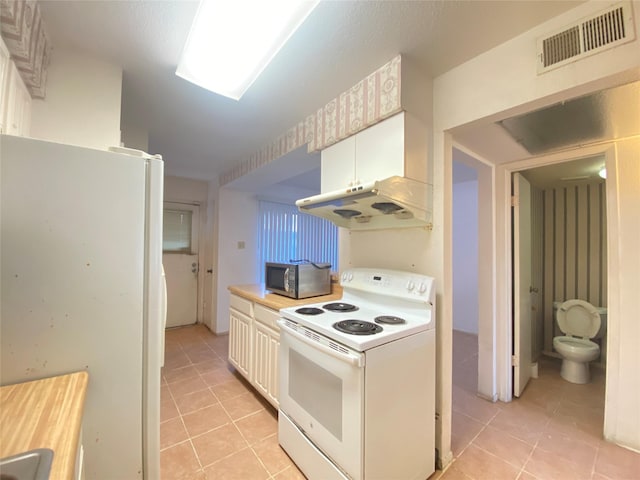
[333,320,382,335]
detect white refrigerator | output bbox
[0,134,165,479]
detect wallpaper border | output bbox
[220,54,403,186]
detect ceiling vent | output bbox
[537,1,636,73]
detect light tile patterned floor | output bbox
[161,325,640,480]
[436,330,640,480]
[160,324,304,480]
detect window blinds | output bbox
[258,200,338,282]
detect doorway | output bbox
[451,147,496,402]
[451,148,501,457]
[452,158,479,395]
[163,202,200,327]
[512,155,608,405]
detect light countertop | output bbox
[228,284,343,311]
[0,371,89,480]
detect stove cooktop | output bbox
[280,268,435,352]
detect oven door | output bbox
[278,319,364,480]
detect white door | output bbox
[163,203,199,328]
[513,173,533,396]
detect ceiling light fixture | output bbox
[176,0,320,101]
[598,167,607,179]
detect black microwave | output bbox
[265,261,331,299]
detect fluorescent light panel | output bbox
[177,0,320,100]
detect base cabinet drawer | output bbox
[230,294,253,317]
[254,303,280,330]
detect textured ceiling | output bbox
[38,0,585,181]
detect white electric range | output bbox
[277,267,436,480]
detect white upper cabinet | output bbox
[354,112,405,185]
[320,112,426,193]
[5,62,31,136]
[321,135,357,193]
[0,36,31,137]
[0,38,10,134]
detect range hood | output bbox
[295,176,432,230]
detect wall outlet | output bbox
[237,241,245,249]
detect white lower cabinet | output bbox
[229,308,252,379]
[228,294,280,407]
[253,322,279,406]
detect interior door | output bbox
[163,203,199,328]
[513,173,533,396]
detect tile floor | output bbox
[160,324,640,480]
[438,330,640,480]
[160,324,304,480]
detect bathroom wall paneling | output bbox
[540,181,607,354]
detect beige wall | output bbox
[30,48,122,150]
[121,122,149,152]
[215,187,259,334]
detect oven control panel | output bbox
[341,268,435,303]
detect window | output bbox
[258,200,338,282]
[163,203,199,253]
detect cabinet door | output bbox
[228,308,252,380]
[321,135,356,193]
[355,112,405,185]
[253,322,279,408]
[5,62,31,136]
[0,39,10,133]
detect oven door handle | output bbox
[278,319,364,368]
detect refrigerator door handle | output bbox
[161,265,167,367]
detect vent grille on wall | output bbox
[537,2,635,73]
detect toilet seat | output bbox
[557,299,601,339]
[553,336,599,355]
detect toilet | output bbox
[553,299,602,384]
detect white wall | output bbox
[434,0,640,454]
[434,1,640,133]
[452,178,478,334]
[30,48,122,150]
[215,187,259,333]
